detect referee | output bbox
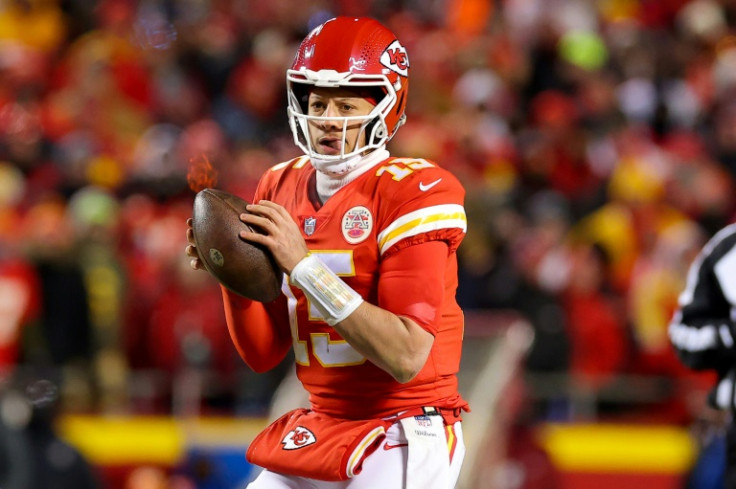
[670,223,736,488]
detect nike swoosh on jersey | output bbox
[419,178,442,191]
[383,442,409,450]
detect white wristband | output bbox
[289,254,364,326]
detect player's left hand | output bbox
[239,200,310,274]
[185,218,206,271]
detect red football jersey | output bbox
[254,155,468,419]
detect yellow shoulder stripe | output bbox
[377,204,466,255]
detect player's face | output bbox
[306,88,375,156]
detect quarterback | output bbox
[187,16,469,488]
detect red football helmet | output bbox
[287,17,410,161]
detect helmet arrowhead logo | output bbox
[380,40,409,76]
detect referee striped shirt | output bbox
[669,223,736,409]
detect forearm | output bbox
[332,302,433,383]
[289,252,435,383]
[221,287,291,372]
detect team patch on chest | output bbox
[342,206,373,244]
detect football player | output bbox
[187,16,469,489]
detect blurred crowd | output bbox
[0,0,730,429]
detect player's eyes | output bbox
[308,100,357,114]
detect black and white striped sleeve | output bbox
[669,224,736,372]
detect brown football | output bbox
[192,188,282,302]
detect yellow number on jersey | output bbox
[375,158,434,181]
[285,251,365,367]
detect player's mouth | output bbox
[318,136,343,154]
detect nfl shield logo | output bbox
[304,217,316,236]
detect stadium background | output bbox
[0,0,730,487]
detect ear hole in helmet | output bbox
[364,117,386,145]
[358,87,388,145]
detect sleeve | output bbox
[221,286,292,372]
[377,240,449,335]
[252,169,275,202]
[223,158,304,371]
[669,227,736,372]
[376,162,467,259]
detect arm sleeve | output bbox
[221,286,292,372]
[669,229,736,371]
[377,240,449,335]
[221,158,296,372]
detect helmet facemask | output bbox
[286,70,400,162]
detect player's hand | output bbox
[185,218,206,271]
[239,200,309,274]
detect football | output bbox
[191,188,282,302]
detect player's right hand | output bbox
[239,200,310,275]
[185,218,205,271]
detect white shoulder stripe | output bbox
[377,204,466,255]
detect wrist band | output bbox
[289,254,364,326]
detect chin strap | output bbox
[313,147,390,202]
[310,153,366,177]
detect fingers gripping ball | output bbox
[192,188,282,302]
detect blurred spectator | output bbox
[629,220,706,377]
[0,254,40,369]
[68,185,129,412]
[0,373,102,489]
[561,241,628,389]
[458,188,572,377]
[22,195,97,410]
[0,163,41,371]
